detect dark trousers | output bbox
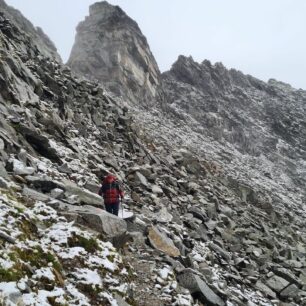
[105,201,120,216]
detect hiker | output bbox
[98,173,124,216]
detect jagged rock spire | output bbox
[68,1,160,105]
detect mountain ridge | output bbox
[0,1,306,305]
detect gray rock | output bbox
[134,171,148,187]
[151,184,163,195]
[0,162,8,178]
[50,188,64,199]
[188,206,208,222]
[84,181,100,193]
[155,207,173,223]
[22,186,50,202]
[266,275,290,293]
[177,270,225,306]
[147,226,180,257]
[68,1,160,105]
[57,179,103,206]
[114,293,130,306]
[104,157,120,171]
[0,177,10,189]
[12,159,35,176]
[0,138,4,150]
[272,266,303,288]
[15,124,62,164]
[209,242,231,262]
[57,163,72,174]
[280,284,299,299]
[79,210,127,238]
[255,281,277,299]
[53,203,127,237]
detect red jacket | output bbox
[98,174,124,204]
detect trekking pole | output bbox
[121,198,124,219]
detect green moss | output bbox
[17,217,38,240]
[126,297,138,306]
[107,254,116,263]
[15,206,24,214]
[68,234,100,253]
[47,297,69,306]
[45,253,62,272]
[0,267,24,282]
[14,246,62,271]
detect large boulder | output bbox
[177,269,225,306]
[79,209,127,238]
[56,179,102,206]
[50,203,127,238]
[147,226,180,257]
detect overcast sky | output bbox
[5,0,306,89]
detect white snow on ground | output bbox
[23,288,65,306]
[33,267,55,281]
[174,294,194,306]
[87,255,117,271]
[72,268,102,285]
[100,292,119,306]
[159,266,171,279]
[0,190,131,306]
[57,246,87,259]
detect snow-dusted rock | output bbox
[56,179,103,206]
[155,207,173,223]
[177,270,225,306]
[12,159,35,176]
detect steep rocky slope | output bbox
[68,1,160,105]
[0,0,61,62]
[0,1,306,306]
[161,56,306,215]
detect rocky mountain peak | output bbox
[89,1,125,18]
[68,1,160,106]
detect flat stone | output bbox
[135,171,148,187]
[22,186,50,202]
[283,260,303,269]
[255,281,277,299]
[53,203,127,237]
[57,179,103,206]
[114,293,130,306]
[147,226,180,257]
[50,188,64,199]
[155,207,173,223]
[188,206,208,222]
[57,163,72,174]
[104,157,120,171]
[209,242,231,262]
[177,270,225,306]
[12,159,35,176]
[151,184,163,195]
[280,284,299,299]
[84,181,100,193]
[0,177,10,189]
[266,275,289,293]
[272,267,303,287]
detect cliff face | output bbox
[68,1,160,105]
